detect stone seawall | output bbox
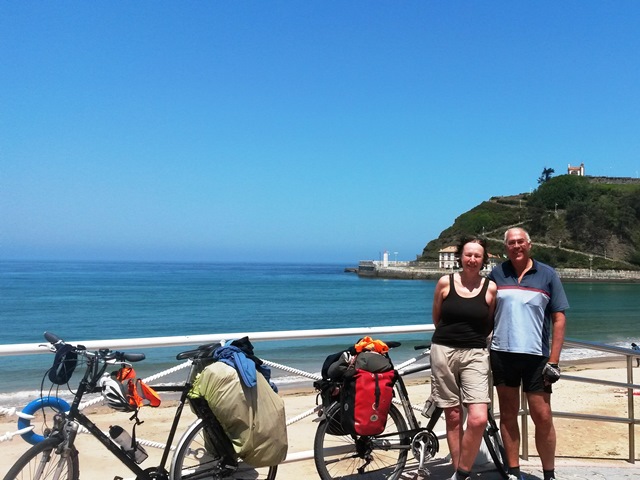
[355,265,640,283]
[556,268,640,283]
[356,265,443,280]
[587,175,640,185]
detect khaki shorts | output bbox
[430,343,490,408]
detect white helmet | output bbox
[98,375,134,412]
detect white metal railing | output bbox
[1,327,639,465]
[0,325,433,356]
[520,339,640,464]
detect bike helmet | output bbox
[98,375,135,412]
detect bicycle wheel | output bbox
[3,437,79,480]
[314,402,409,480]
[170,419,277,480]
[483,413,508,479]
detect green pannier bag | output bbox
[190,361,288,467]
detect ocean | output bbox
[1,261,639,407]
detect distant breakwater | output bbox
[352,263,640,283]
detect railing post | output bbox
[627,355,636,463]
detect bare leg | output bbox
[495,385,521,468]
[457,403,489,471]
[527,392,556,471]
[444,405,463,470]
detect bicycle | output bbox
[4,332,277,480]
[313,344,508,480]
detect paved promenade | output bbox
[273,456,639,479]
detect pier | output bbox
[353,261,640,282]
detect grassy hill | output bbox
[419,175,640,270]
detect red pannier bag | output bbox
[340,368,396,436]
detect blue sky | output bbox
[2,2,639,263]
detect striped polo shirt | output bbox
[488,259,569,357]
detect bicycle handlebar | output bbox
[43,331,146,362]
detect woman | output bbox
[430,236,497,480]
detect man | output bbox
[488,228,568,480]
[631,343,640,367]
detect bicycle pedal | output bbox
[417,467,431,477]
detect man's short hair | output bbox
[504,227,531,244]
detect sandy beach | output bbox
[2,357,639,479]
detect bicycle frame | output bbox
[49,353,191,480]
[394,364,441,432]
[41,339,242,480]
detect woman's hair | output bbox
[456,235,488,267]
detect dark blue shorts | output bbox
[490,350,552,394]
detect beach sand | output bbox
[2,357,639,479]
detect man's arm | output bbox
[548,310,566,364]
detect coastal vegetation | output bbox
[419,174,640,270]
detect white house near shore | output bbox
[438,246,500,271]
[438,246,458,269]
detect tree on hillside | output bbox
[529,174,591,209]
[537,167,555,184]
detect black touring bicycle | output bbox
[312,343,509,480]
[3,332,277,480]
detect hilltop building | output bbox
[568,163,585,176]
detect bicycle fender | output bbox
[18,396,71,445]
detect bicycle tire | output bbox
[483,413,508,479]
[170,418,277,480]
[3,436,79,480]
[314,402,409,480]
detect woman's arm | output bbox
[432,275,450,327]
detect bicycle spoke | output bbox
[3,438,78,480]
[171,419,276,480]
[314,403,409,480]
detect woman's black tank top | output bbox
[432,274,490,348]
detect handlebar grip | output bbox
[123,353,146,362]
[44,332,62,345]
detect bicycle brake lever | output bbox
[39,343,57,353]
